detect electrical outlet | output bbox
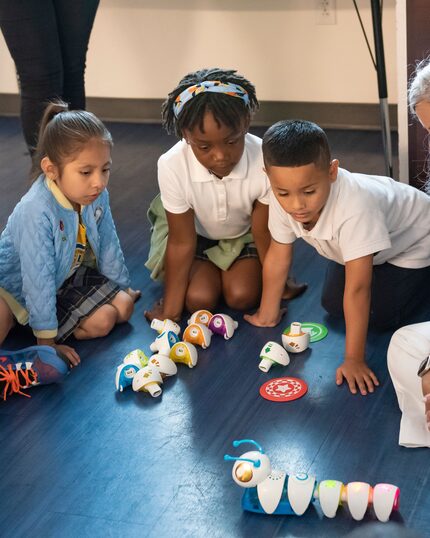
[315,0,336,25]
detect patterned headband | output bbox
[173,80,250,118]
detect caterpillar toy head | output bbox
[224,439,271,488]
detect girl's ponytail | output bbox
[30,100,112,182]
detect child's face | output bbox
[415,100,430,131]
[42,138,111,209]
[183,110,248,178]
[267,160,339,228]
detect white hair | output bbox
[408,57,430,116]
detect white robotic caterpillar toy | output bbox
[224,440,400,522]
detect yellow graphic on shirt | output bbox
[69,220,87,275]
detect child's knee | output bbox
[113,292,134,323]
[185,288,218,314]
[224,287,257,311]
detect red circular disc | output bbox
[259,377,308,402]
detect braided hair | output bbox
[162,68,259,138]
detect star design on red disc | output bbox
[259,377,308,402]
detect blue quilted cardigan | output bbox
[0,175,130,333]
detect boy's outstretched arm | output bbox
[336,254,380,395]
[244,239,292,327]
[145,209,196,322]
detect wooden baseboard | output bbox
[0,93,398,131]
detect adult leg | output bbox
[185,260,222,313]
[222,258,262,311]
[387,322,430,447]
[53,0,99,109]
[0,297,14,346]
[0,0,63,151]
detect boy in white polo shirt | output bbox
[144,69,305,323]
[245,119,430,396]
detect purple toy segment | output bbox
[208,313,238,340]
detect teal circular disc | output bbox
[283,322,328,343]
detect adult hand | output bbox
[422,370,430,431]
[336,359,379,395]
[244,308,286,327]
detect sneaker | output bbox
[0,345,68,401]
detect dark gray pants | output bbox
[0,0,99,151]
[321,261,430,330]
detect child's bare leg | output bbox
[222,258,262,311]
[109,290,135,323]
[74,303,118,340]
[0,297,14,346]
[186,260,222,313]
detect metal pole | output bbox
[370,0,393,177]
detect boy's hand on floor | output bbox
[144,299,180,324]
[422,371,430,431]
[244,308,286,327]
[336,359,379,395]
[53,344,81,368]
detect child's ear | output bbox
[41,156,59,180]
[328,159,339,182]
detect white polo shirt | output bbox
[158,133,270,240]
[268,167,430,268]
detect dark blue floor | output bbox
[0,117,428,538]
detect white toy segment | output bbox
[372,483,399,523]
[150,330,180,355]
[346,482,371,521]
[317,480,343,518]
[132,367,163,397]
[257,471,287,514]
[151,318,181,335]
[282,322,310,353]
[259,341,290,372]
[148,354,178,377]
[115,363,139,392]
[287,473,316,516]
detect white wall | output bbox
[0,0,397,104]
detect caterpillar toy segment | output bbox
[224,440,399,522]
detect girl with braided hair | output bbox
[145,68,306,322]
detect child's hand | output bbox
[422,371,430,431]
[336,359,379,395]
[126,288,141,303]
[53,344,81,368]
[144,299,180,324]
[244,308,286,327]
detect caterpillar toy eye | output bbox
[214,318,222,328]
[190,328,198,337]
[199,314,209,323]
[235,463,254,483]
[175,346,185,356]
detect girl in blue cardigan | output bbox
[0,101,139,397]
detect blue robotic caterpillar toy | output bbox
[224,440,400,522]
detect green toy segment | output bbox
[283,322,328,343]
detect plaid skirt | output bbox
[56,266,120,343]
[194,235,258,262]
